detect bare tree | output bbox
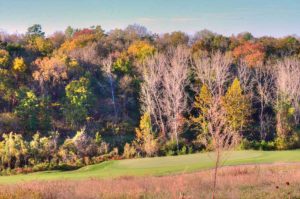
[274,57,300,138]
[237,61,254,96]
[140,53,167,138]
[254,65,275,140]
[140,46,190,149]
[199,97,240,199]
[275,58,300,120]
[102,55,118,118]
[193,51,232,97]
[162,47,190,150]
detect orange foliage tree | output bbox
[233,42,265,67]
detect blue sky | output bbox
[0,0,299,37]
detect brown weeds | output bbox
[0,164,299,199]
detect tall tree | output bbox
[64,77,94,127]
[26,24,45,38]
[141,46,190,150]
[191,84,213,140]
[222,78,251,134]
[274,57,300,148]
[134,112,158,156]
[193,51,232,97]
[15,89,40,132]
[254,65,274,140]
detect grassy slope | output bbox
[0,150,299,184]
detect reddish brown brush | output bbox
[0,164,299,199]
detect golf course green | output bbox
[0,150,299,184]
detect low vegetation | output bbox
[0,163,299,199]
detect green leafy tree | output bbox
[113,52,132,74]
[0,68,15,109]
[65,26,75,39]
[38,96,51,132]
[15,89,39,132]
[64,77,94,127]
[26,24,45,38]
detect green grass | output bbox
[0,150,300,184]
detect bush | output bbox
[159,140,189,156]
[188,146,194,154]
[32,163,50,172]
[260,140,276,150]
[52,164,80,171]
[123,143,136,159]
[275,132,300,150]
[178,146,187,155]
[0,112,20,132]
[238,139,275,151]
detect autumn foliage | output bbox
[233,41,265,67]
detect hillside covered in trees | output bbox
[0,24,300,174]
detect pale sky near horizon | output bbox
[0,0,299,37]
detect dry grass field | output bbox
[0,163,299,199]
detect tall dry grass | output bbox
[0,163,299,199]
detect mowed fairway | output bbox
[0,150,299,184]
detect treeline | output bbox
[0,24,300,173]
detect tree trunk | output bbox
[212,148,220,199]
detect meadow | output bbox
[0,152,300,198]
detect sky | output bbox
[0,0,299,37]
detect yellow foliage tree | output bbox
[59,33,99,53]
[0,49,10,67]
[135,112,158,156]
[13,57,26,72]
[191,84,213,136]
[222,78,251,133]
[34,37,54,55]
[128,40,155,61]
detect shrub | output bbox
[178,146,187,155]
[123,143,136,159]
[275,132,300,150]
[160,140,189,156]
[238,139,275,150]
[32,163,50,172]
[260,140,276,150]
[0,112,20,132]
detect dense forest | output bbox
[0,24,300,174]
